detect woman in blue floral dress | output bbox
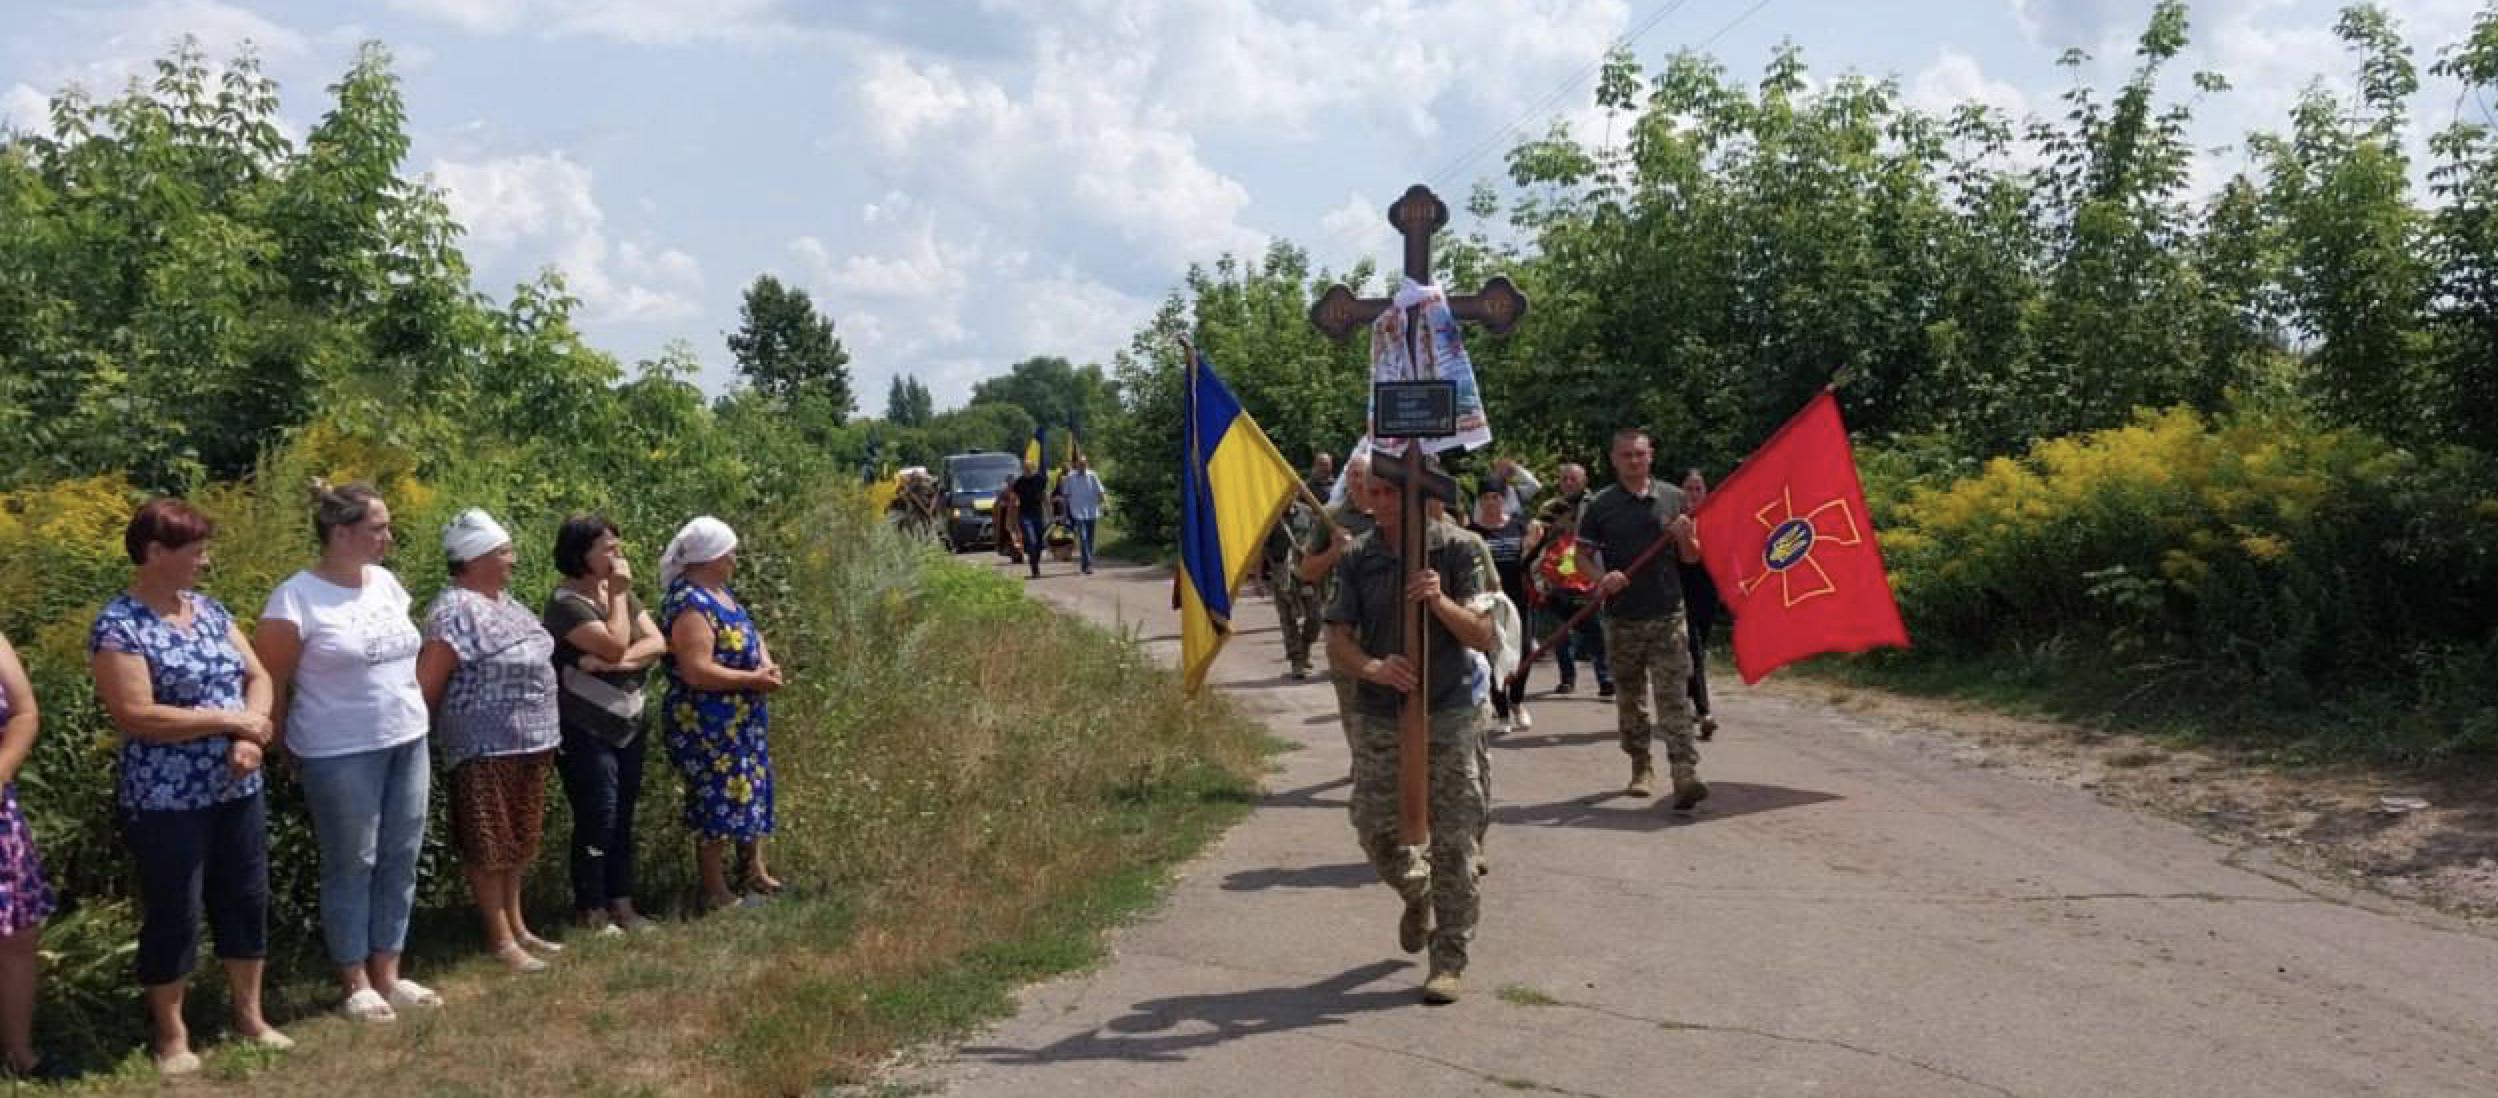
[657,517,785,911]
[87,499,291,1075]
[0,630,58,1079]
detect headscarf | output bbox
[661,515,738,588]
[441,508,513,564]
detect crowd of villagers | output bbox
[0,484,792,1077]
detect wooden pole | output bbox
[1503,529,1681,696]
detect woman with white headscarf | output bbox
[416,509,562,972]
[658,516,785,911]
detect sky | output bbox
[3,0,2490,410]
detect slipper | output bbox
[387,979,444,1010]
[517,933,565,954]
[339,987,398,1024]
[155,1050,202,1077]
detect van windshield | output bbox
[949,459,1018,494]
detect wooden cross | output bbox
[1306,182,1528,847]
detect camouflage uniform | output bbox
[1441,515,1501,842]
[1267,503,1324,674]
[1602,611,1697,767]
[1325,521,1487,985]
[1347,708,1484,977]
[1304,502,1376,752]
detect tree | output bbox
[966,355,1114,456]
[726,274,854,421]
[885,374,934,426]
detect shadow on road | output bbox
[1220,862,1373,891]
[1260,775,1351,810]
[1493,781,1842,831]
[955,960,1418,1066]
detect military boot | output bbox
[1398,897,1434,954]
[1670,763,1710,811]
[1421,969,1463,1005]
[1625,754,1658,798]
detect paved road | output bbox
[898,556,2498,1097]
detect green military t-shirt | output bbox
[1323,521,1484,718]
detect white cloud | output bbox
[386,0,799,44]
[1318,191,1397,272]
[1912,49,2033,120]
[0,84,49,137]
[428,152,703,324]
[2005,0,2134,51]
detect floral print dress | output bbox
[0,680,53,937]
[659,580,775,840]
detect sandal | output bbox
[340,987,398,1024]
[387,979,444,1010]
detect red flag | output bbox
[1694,390,1908,683]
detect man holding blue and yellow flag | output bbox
[1176,351,1308,695]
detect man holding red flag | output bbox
[1693,390,1909,684]
[1581,428,1708,810]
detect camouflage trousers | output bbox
[1603,610,1699,767]
[1348,708,1485,975]
[1272,574,1323,671]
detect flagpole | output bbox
[1503,526,1682,696]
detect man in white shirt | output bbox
[1060,455,1109,575]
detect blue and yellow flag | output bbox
[1024,424,1047,467]
[1178,354,1302,695]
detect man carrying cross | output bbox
[1323,454,1491,1004]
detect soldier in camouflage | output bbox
[1580,428,1708,810]
[1324,455,1493,1005]
[1264,498,1324,678]
[1296,456,1373,750]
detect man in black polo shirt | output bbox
[1580,428,1706,808]
[1323,454,1492,1004]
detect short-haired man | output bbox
[1580,429,1706,808]
[1323,455,1493,1004]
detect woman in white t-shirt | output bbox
[252,483,441,1024]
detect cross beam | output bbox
[1307,182,1527,848]
[1308,185,1527,339]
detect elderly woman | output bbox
[87,499,290,1075]
[658,516,785,911]
[254,482,440,1022]
[544,514,665,935]
[417,509,561,972]
[0,631,58,1079]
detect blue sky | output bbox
[3,0,2488,409]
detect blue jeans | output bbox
[555,725,646,913]
[1072,517,1098,571]
[1546,600,1610,686]
[1019,514,1047,575]
[296,738,430,966]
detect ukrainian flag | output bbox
[1179,353,1302,695]
[1024,424,1046,467]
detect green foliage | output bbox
[726,273,855,423]
[966,356,1115,454]
[884,374,935,427]
[1867,405,2498,760]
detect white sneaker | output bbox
[339,988,397,1024]
[387,979,443,1010]
[1514,707,1534,730]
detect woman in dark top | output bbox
[544,515,667,936]
[1678,468,1723,740]
[1467,488,1539,725]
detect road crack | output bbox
[1527,995,2024,1098]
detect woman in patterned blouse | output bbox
[87,500,291,1075]
[416,509,564,973]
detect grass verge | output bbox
[68,492,1268,1096]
